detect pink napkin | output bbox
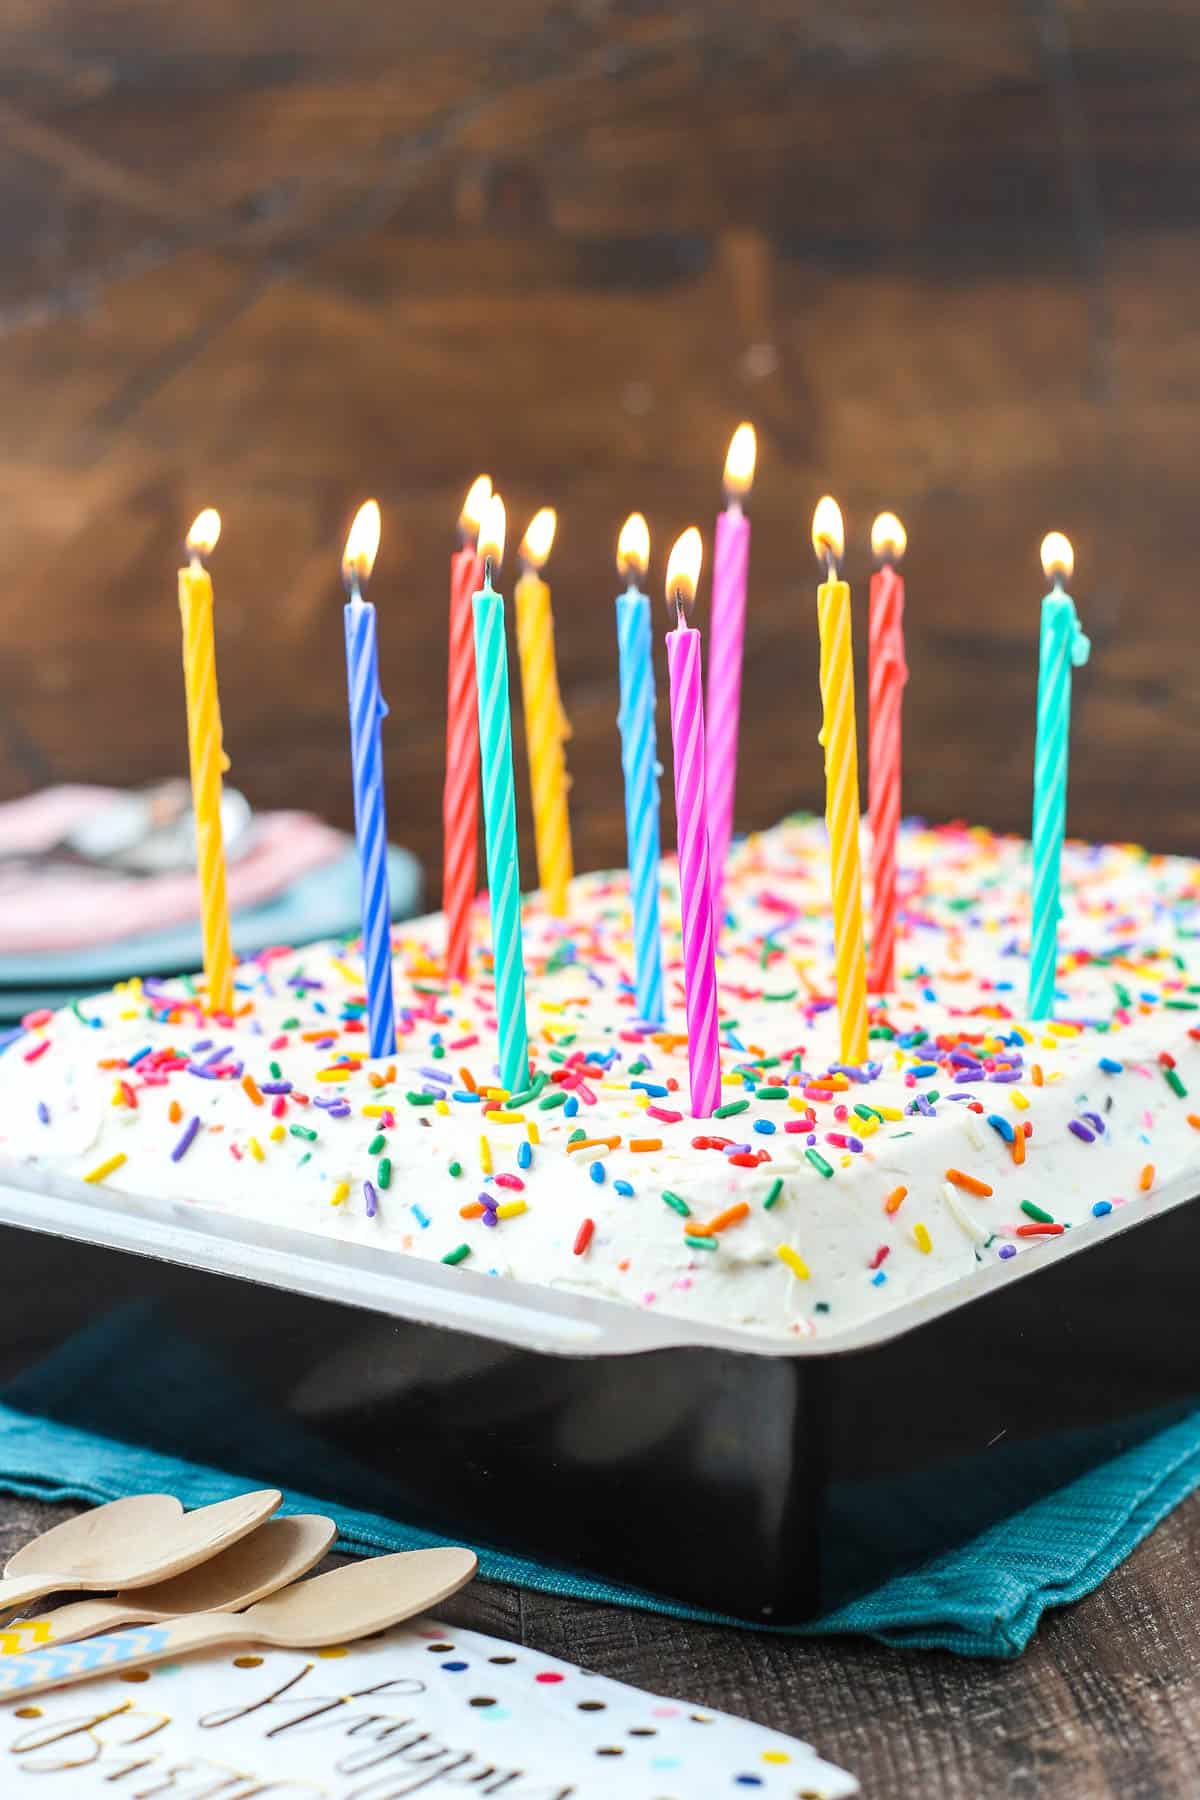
[0,786,346,954]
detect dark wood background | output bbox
[1,0,1198,893]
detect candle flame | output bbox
[478,493,506,570]
[1040,531,1074,585]
[617,512,650,581]
[665,527,703,612]
[871,511,907,563]
[459,473,492,536]
[723,423,757,499]
[186,508,221,559]
[342,499,382,590]
[812,495,844,570]
[519,506,557,571]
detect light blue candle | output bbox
[342,500,396,1059]
[473,499,530,1094]
[1028,533,1090,1020]
[615,514,664,1025]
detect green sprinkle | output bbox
[629,1060,648,1076]
[296,1151,312,1168]
[1165,1066,1188,1099]
[714,1099,750,1119]
[442,1244,471,1266]
[567,1126,587,1144]
[377,1156,392,1190]
[805,1148,834,1179]
[854,1103,882,1123]
[269,1061,283,1080]
[406,1091,435,1106]
[763,990,798,1002]
[70,999,92,1026]
[1165,1000,1199,1011]
[368,1133,387,1156]
[539,1090,568,1111]
[1021,1199,1055,1223]
[1114,982,1132,1008]
[661,1190,691,1218]
[764,1177,784,1210]
[289,1124,317,1142]
[755,1086,789,1100]
[684,1234,718,1251]
[505,1073,548,1109]
[448,1160,462,1178]
[281,1017,300,1029]
[181,974,197,996]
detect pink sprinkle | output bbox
[868,1245,890,1270]
[271,1095,287,1118]
[494,1173,525,1191]
[23,1039,51,1064]
[448,1035,479,1050]
[646,1106,683,1124]
[269,1035,289,1051]
[1142,1110,1154,1129]
[574,1081,598,1105]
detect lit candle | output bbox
[705,422,756,922]
[1029,532,1090,1020]
[867,512,908,995]
[178,508,234,1017]
[813,497,868,1065]
[342,499,396,1059]
[515,507,573,916]
[665,527,722,1119]
[615,512,664,1026]
[443,473,492,980]
[474,495,531,1094]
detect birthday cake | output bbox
[3,815,1199,1342]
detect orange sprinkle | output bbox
[1032,1064,1044,1087]
[629,1138,663,1153]
[241,1073,263,1106]
[458,1066,478,1093]
[698,1201,750,1235]
[1011,1130,1026,1166]
[459,1202,486,1219]
[945,1168,994,1198]
[1139,1163,1155,1193]
[300,1027,340,1043]
[566,1135,621,1154]
[168,1098,183,1124]
[1188,1114,1200,1131]
[884,1185,907,1215]
[368,1071,386,1089]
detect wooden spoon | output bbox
[0,1547,478,1698]
[4,1513,336,1652]
[0,1489,282,1619]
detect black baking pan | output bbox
[0,1166,1195,1624]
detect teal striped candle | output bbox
[615,512,664,1026]
[472,497,530,1094]
[1028,533,1090,1020]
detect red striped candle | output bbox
[665,527,721,1120]
[867,511,908,996]
[705,422,756,924]
[442,475,491,980]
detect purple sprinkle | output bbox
[363,1180,378,1218]
[915,1094,936,1117]
[259,1081,293,1095]
[1081,1111,1107,1134]
[419,1067,454,1086]
[313,1096,343,1110]
[987,1070,1022,1084]
[1069,1119,1096,1143]
[201,1044,231,1067]
[998,1244,1017,1260]
[723,1143,752,1155]
[950,1050,984,1069]
[186,1064,218,1080]
[36,1101,50,1125]
[952,1069,984,1084]
[191,1038,213,1052]
[171,1115,202,1162]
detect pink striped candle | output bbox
[705,423,756,923]
[665,528,722,1120]
[867,512,908,995]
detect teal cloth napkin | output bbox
[0,1397,1194,1658]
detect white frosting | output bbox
[3,816,1199,1342]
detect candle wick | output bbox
[724,493,743,519]
[674,595,687,630]
[189,553,204,574]
[484,555,494,589]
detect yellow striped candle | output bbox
[178,508,233,1016]
[514,507,573,916]
[813,496,868,1065]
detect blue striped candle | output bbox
[473,496,530,1094]
[1028,533,1090,1020]
[615,513,664,1025]
[342,501,396,1059]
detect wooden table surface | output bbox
[0,1489,1198,1797]
[2,4,1199,1792]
